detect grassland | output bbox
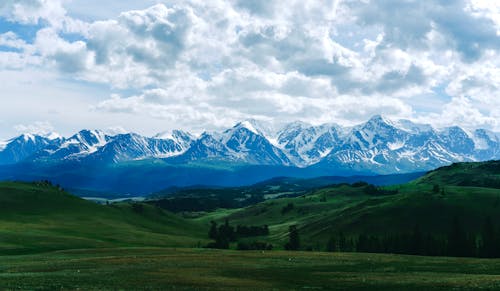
[1,161,500,289]
[3,247,500,290]
[199,183,500,249]
[0,182,207,255]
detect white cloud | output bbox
[1,0,500,135]
[14,121,55,135]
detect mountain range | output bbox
[0,115,498,194]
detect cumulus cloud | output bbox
[1,0,500,134]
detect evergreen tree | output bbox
[447,216,469,257]
[411,224,423,255]
[218,219,236,242]
[338,231,346,252]
[480,217,496,258]
[326,236,336,252]
[209,221,218,240]
[285,225,300,251]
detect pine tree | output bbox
[481,216,496,258]
[447,216,468,257]
[285,225,300,251]
[338,231,346,252]
[208,221,218,239]
[326,236,336,252]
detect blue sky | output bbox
[0,0,499,139]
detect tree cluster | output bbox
[281,203,295,214]
[207,220,270,250]
[236,225,269,237]
[326,216,500,258]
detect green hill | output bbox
[416,160,500,188]
[0,181,206,254]
[199,162,500,250]
[2,162,500,289]
[2,161,500,255]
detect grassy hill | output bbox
[2,161,500,289]
[416,160,500,188]
[0,181,207,254]
[2,161,500,254]
[149,172,424,212]
[199,162,500,250]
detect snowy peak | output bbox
[179,122,291,166]
[0,133,60,165]
[0,116,499,173]
[277,122,340,166]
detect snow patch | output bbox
[0,141,7,151]
[388,141,405,151]
[239,120,260,135]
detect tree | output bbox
[447,216,470,257]
[326,236,336,252]
[411,224,423,255]
[433,184,440,193]
[209,221,218,240]
[285,225,300,251]
[480,216,496,258]
[338,231,346,252]
[218,219,236,242]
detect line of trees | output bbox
[324,216,500,258]
[207,216,500,258]
[206,220,271,250]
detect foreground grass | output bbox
[2,248,500,290]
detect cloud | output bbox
[14,121,55,135]
[1,0,500,134]
[417,96,498,130]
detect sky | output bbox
[0,0,499,139]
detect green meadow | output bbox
[3,248,500,290]
[1,161,500,289]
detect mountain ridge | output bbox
[1,116,499,175]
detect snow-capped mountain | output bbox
[277,121,341,166]
[87,132,192,163]
[0,133,62,165]
[0,116,499,174]
[177,122,291,165]
[315,116,486,173]
[32,130,110,162]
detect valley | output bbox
[1,161,500,289]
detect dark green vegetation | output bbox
[418,160,500,188]
[149,172,423,212]
[1,161,500,289]
[198,161,500,257]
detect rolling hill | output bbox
[0,181,206,255]
[1,160,500,256]
[199,161,500,250]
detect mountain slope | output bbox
[176,122,291,165]
[0,134,62,165]
[0,116,499,194]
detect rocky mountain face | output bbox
[1,116,499,174]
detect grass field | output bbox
[2,161,500,289]
[0,182,207,255]
[3,247,500,290]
